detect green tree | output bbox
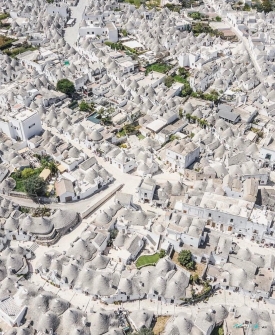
[40,156,58,176]
[262,0,272,12]
[134,0,141,7]
[56,79,75,96]
[108,229,119,246]
[198,119,208,128]
[90,101,95,112]
[98,106,113,125]
[24,175,46,196]
[189,12,202,20]
[105,41,125,50]
[123,123,136,135]
[21,168,36,179]
[12,170,22,179]
[178,67,189,78]
[110,229,118,240]
[178,250,196,271]
[243,3,251,10]
[101,115,112,125]
[40,155,51,165]
[211,325,224,335]
[215,16,222,21]
[79,101,90,112]
[186,113,192,122]
[193,273,199,284]
[131,329,154,335]
[97,107,105,116]
[181,81,193,97]
[159,249,166,258]
[46,161,58,175]
[164,76,175,88]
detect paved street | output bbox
[64,0,89,46]
[4,123,181,214]
[2,181,122,212]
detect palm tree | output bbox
[47,161,58,175]
[123,123,136,135]
[97,107,105,116]
[90,101,95,113]
[186,113,191,122]
[40,155,51,166]
[200,119,208,128]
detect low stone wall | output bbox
[136,252,160,270]
[36,232,61,247]
[9,191,58,203]
[36,214,80,246]
[34,228,57,242]
[136,262,158,270]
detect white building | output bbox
[79,21,118,43]
[165,212,206,249]
[0,296,27,327]
[174,192,274,242]
[46,3,69,18]
[17,48,59,74]
[138,177,156,203]
[55,178,75,203]
[0,108,42,141]
[178,53,200,68]
[105,148,137,173]
[260,136,275,162]
[114,232,144,265]
[166,139,200,171]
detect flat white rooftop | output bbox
[138,71,166,87]
[122,40,145,49]
[10,109,37,121]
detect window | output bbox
[29,123,35,129]
[208,213,211,217]
[230,219,233,223]
[265,154,271,160]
